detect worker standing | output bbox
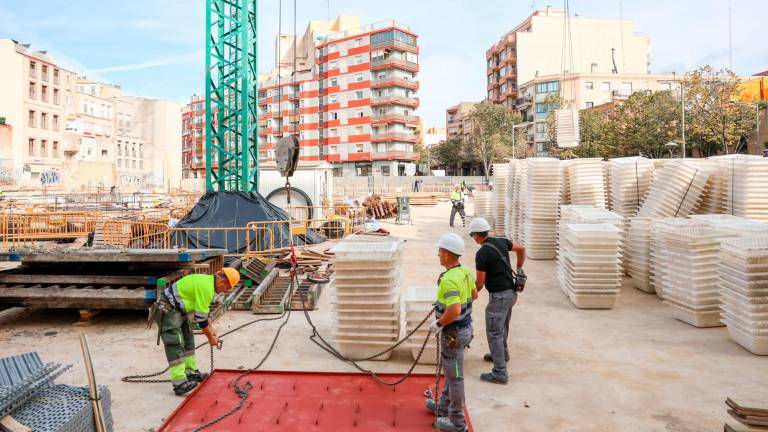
[153,268,240,395]
[449,184,466,227]
[467,217,526,385]
[425,233,474,432]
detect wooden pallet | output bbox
[251,269,290,314]
[287,280,322,311]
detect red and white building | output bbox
[259,19,420,177]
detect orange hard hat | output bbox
[221,267,240,289]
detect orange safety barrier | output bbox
[0,212,100,247]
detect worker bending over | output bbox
[468,217,526,385]
[425,233,475,432]
[154,268,239,395]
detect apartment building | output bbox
[0,39,77,187]
[258,16,420,177]
[181,95,208,190]
[517,72,678,154]
[445,102,478,142]
[0,38,182,190]
[486,7,650,110]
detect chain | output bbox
[434,333,442,430]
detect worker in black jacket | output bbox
[467,217,526,385]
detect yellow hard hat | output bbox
[221,267,240,289]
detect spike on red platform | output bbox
[159,370,474,432]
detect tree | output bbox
[467,101,522,181]
[612,90,681,158]
[684,66,757,156]
[572,108,618,158]
[431,138,465,167]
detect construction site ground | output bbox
[1,200,767,431]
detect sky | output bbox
[1,0,765,128]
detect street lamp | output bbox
[511,122,532,159]
[665,141,679,158]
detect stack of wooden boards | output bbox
[725,398,768,431]
[330,239,402,360]
[362,194,398,219]
[382,193,440,206]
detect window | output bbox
[118,159,123,168]
[53,115,59,131]
[329,61,338,70]
[355,91,364,100]
[40,140,47,156]
[535,103,547,114]
[330,112,338,120]
[356,110,365,118]
[370,30,416,46]
[660,82,672,91]
[332,167,343,177]
[140,160,144,169]
[53,69,60,84]
[118,143,122,156]
[29,61,36,78]
[585,102,594,108]
[354,55,366,65]
[41,65,48,81]
[621,82,633,95]
[28,110,36,127]
[535,80,559,94]
[355,126,364,135]
[29,82,37,99]
[355,144,364,153]
[354,38,363,47]
[535,122,547,133]
[28,139,35,156]
[329,128,338,137]
[53,88,60,105]
[40,113,47,129]
[132,145,136,157]
[102,149,108,156]
[132,160,136,169]
[602,82,611,91]
[52,141,59,157]
[139,144,143,158]
[355,73,364,82]
[585,82,593,90]
[330,77,338,87]
[381,166,391,176]
[329,94,338,104]
[41,85,48,102]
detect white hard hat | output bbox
[467,217,491,233]
[436,232,465,256]
[454,183,460,188]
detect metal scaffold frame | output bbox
[205,0,259,192]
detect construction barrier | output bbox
[0,212,99,247]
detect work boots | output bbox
[173,380,198,396]
[424,398,447,417]
[186,370,209,383]
[434,417,467,432]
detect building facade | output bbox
[445,102,478,142]
[258,17,420,177]
[0,38,182,191]
[181,95,208,191]
[486,7,650,111]
[517,72,679,154]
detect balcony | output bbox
[258,97,268,105]
[370,39,418,54]
[370,150,419,161]
[516,95,533,109]
[371,132,418,143]
[371,96,419,108]
[371,77,419,90]
[371,114,420,125]
[371,58,419,73]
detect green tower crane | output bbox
[204,0,259,192]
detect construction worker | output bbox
[154,268,240,395]
[425,233,474,432]
[449,184,466,227]
[467,217,526,385]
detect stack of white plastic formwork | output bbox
[563,158,607,208]
[726,155,768,222]
[472,191,494,227]
[695,160,728,214]
[638,160,713,218]
[330,239,402,360]
[558,223,623,309]
[403,285,438,364]
[607,157,654,218]
[558,206,624,262]
[524,158,562,259]
[648,218,698,300]
[627,217,656,293]
[509,160,528,245]
[718,236,768,355]
[492,163,510,236]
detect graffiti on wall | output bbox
[40,170,62,186]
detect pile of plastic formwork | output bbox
[472,191,494,227]
[627,217,656,293]
[638,160,713,218]
[564,158,607,208]
[726,155,768,222]
[509,160,528,244]
[330,239,402,360]
[718,236,768,355]
[403,285,438,365]
[558,223,623,309]
[607,157,654,217]
[657,222,735,327]
[491,163,510,236]
[524,158,562,259]
[695,160,728,214]
[648,218,698,300]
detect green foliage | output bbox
[0,117,5,125]
[613,90,682,158]
[431,138,465,166]
[467,101,522,179]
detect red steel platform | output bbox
[159,369,474,432]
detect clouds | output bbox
[88,51,201,74]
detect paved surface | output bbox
[1,200,767,431]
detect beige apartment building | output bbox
[0,38,182,191]
[445,102,478,142]
[517,72,678,154]
[486,7,650,110]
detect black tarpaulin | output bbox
[172,191,322,255]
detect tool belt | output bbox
[147,298,176,346]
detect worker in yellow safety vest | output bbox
[154,268,240,395]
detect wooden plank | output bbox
[0,248,226,263]
[0,286,152,309]
[0,416,32,432]
[0,274,158,285]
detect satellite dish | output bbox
[555,108,580,148]
[275,135,300,178]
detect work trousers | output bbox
[438,324,472,427]
[156,302,198,385]
[449,204,466,227]
[485,290,517,381]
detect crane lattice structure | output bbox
[205,0,259,192]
